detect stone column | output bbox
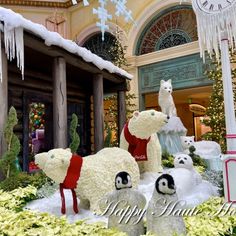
[93,74,104,152]
[53,57,67,148]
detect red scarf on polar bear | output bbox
[59,154,83,214]
[124,122,150,161]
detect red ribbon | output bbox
[60,154,83,214]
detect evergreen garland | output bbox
[69,113,80,154]
[0,107,21,179]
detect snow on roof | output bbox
[0,7,133,80]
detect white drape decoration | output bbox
[181,0,236,62]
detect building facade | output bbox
[0,0,212,139]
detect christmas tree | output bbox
[69,113,80,154]
[0,107,21,178]
[109,26,128,68]
[202,54,236,153]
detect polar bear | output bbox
[180,136,221,158]
[158,79,177,118]
[120,110,168,173]
[35,147,140,214]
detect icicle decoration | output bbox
[83,0,89,6]
[3,26,24,80]
[15,28,24,80]
[180,0,236,62]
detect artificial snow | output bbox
[0,7,133,81]
[25,172,218,224]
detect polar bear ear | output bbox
[132,111,139,118]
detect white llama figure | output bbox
[158,79,177,117]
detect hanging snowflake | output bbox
[74,0,134,40]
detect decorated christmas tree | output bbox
[202,55,236,153]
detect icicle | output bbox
[4,26,24,80]
[15,27,24,80]
[0,29,2,83]
[83,0,89,6]
[191,1,236,62]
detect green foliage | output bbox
[0,185,37,211]
[104,121,112,147]
[202,54,236,153]
[189,146,207,170]
[162,150,174,168]
[69,113,80,153]
[0,171,48,192]
[0,106,21,179]
[184,197,236,236]
[104,93,136,147]
[0,186,126,236]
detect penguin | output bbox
[115,171,132,190]
[99,171,146,236]
[155,173,176,195]
[147,174,186,236]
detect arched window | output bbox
[136,5,197,55]
[83,32,116,62]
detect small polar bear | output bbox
[120,110,168,173]
[35,147,140,214]
[158,79,177,118]
[180,136,222,158]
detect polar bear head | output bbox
[35,148,72,184]
[174,153,193,170]
[128,110,168,139]
[180,136,195,150]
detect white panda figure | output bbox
[99,172,146,236]
[146,174,186,236]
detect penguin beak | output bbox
[123,180,128,185]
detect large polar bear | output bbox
[120,109,168,173]
[35,147,140,213]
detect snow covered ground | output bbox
[25,172,217,224]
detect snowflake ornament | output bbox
[74,0,134,41]
[93,0,112,41]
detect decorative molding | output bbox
[0,0,82,8]
[138,53,212,95]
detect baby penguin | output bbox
[146,174,186,236]
[99,172,146,236]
